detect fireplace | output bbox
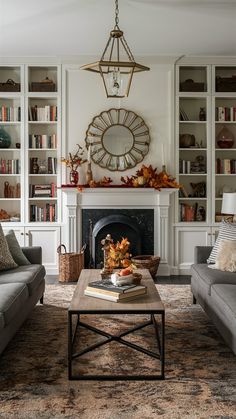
[82,209,154,268]
[62,187,177,275]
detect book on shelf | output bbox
[28,105,57,122]
[30,203,57,222]
[47,157,57,174]
[216,158,236,174]
[84,280,147,302]
[0,159,20,174]
[29,134,57,149]
[0,106,21,122]
[216,106,236,122]
[179,107,189,121]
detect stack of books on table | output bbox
[84,280,147,302]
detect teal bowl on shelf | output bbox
[0,127,11,148]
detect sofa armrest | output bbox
[194,246,213,264]
[21,247,42,264]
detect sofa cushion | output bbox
[5,230,30,266]
[0,283,29,328]
[211,284,236,326]
[215,239,236,272]
[0,265,46,295]
[191,263,236,295]
[0,224,18,271]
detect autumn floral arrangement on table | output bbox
[107,237,132,269]
[100,234,140,284]
[61,145,87,185]
[121,164,180,190]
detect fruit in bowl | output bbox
[118,267,133,277]
[111,266,142,286]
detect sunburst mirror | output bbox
[85,108,150,171]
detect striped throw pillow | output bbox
[207,220,236,264]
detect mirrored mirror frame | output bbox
[85,108,151,172]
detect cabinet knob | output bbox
[21,233,24,236]
[208,233,212,236]
[26,233,29,236]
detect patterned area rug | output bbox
[0,284,236,419]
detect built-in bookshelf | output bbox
[176,66,210,223]
[213,66,236,223]
[0,64,61,224]
[176,63,236,224]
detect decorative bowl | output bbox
[217,139,234,149]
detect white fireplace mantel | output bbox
[62,187,177,275]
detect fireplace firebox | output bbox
[82,209,154,268]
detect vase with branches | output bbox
[61,144,87,185]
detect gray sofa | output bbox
[191,246,236,355]
[0,247,45,355]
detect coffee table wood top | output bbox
[68,269,164,314]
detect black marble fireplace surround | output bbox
[82,209,154,268]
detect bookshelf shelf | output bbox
[28,174,57,177]
[28,121,57,125]
[0,198,21,201]
[179,121,207,124]
[0,174,20,177]
[29,197,58,201]
[29,148,57,151]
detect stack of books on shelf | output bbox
[216,107,236,121]
[0,106,21,122]
[29,183,56,198]
[0,159,20,174]
[29,134,57,149]
[216,158,236,174]
[84,280,147,302]
[29,105,57,122]
[30,203,57,222]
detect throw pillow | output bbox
[0,224,18,271]
[207,220,236,264]
[215,239,236,272]
[5,230,30,266]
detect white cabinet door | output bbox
[175,227,211,274]
[2,226,25,246]
[25,227,60,274]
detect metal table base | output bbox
[68,311,165,381]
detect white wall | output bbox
[63,62,174,184]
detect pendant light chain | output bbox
[115,0,119,27]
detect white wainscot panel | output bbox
[175,227,210,274]
[25,227,60,274]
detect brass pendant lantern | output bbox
[80,0,150,98]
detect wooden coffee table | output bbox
[68,269,165,380]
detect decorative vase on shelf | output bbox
[70,169,79,185]
[217,126,234,149]
[199,107,206,121]
[0,127,11,148]
[32,158,39,174]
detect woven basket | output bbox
[57,244,86,282]
[131,255,161,279]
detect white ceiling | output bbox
[0,0,236,58]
